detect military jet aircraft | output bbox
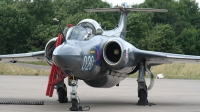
[1,2,200,111]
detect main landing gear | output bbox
[56,80,68,103]
[137,61,154,105]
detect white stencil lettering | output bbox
[82,55,94,70]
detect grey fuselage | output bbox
[52,3,140,88]
[52,34,141,88]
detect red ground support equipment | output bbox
[46,34,67,97]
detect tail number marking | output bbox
[82,55,94,70]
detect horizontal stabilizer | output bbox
[126,8,167,12]
[85,8,120,12]
[85,7,168,12]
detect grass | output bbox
[1,61,200,79]
[0,62,50,76]
[18,61,49,66]
[129,63,200,79]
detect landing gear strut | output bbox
[137,61,154,105]
[69,76,80,111]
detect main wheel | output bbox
[138,89,148,105]
[57,88,68,103]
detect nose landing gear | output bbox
[69,76,80,111]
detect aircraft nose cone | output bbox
[52,44,82,69]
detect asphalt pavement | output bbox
[0,75,200,112]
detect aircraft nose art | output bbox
[52,44,82,69]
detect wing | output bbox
[0,51,45,62]
[138,50,200,65]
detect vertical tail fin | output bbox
[85,2,167,39]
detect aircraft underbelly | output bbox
[84,75,125,88]
[72,65,104,80]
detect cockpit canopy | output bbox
[78,19,103,35]
[66,19,103,41]
[67,26,91,41]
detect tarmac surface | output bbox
[0,75,200,112]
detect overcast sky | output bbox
[102,0,200,6]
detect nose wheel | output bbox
[71,99,79,111]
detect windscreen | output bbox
[68,26,88,41]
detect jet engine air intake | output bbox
[45,37,57,66]
[103,40,127,69]
[104,41,122,64]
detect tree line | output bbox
[0,0,200,55]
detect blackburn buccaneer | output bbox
[1,2,200,111]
